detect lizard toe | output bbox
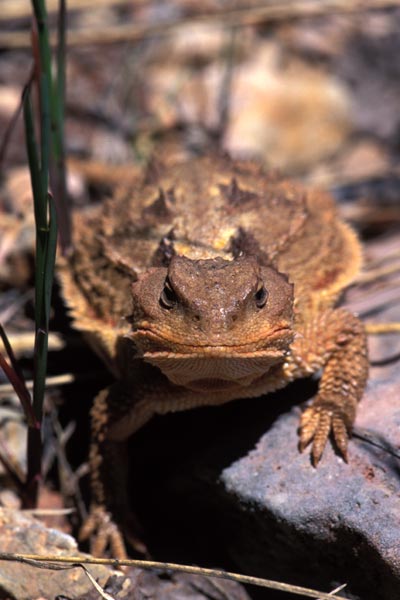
[299,406,321,452]
[299,401,351,465]
[79,505,127,559]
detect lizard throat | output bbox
[183,377,256,392]
[142,351,284,389]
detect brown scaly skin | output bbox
[58,155,368,557]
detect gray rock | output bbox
[124,569,251,600]
[220,371,400,600]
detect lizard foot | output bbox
[299,402,350,466]
[79,505,128,559]
[79,505,148,558]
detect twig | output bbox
[0,332,64,357]
[365,322,400,334]
[356,262,400,285]
[0,371,107,397]
[0,552,349,599]
[23,507,76,516]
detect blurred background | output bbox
[2,1,400,187]
[0,2,400,599]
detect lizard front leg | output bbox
[79,370,250,557]
[284,308,368,465]
[79,385,148,558]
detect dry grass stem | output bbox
[365,322,400,334]
[23,507,76,516]
[356,262,400,284]
[0,372,102,397]
[0,332,64,357]
[0,552,349,599]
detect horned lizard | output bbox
[59,154,368,557]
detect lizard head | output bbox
[129,255,294,391]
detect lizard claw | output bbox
[79,505,128,559]
[299,403,350,466]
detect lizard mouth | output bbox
[129,326,292,388]
[143,347,286,359]
[130,326,293,356]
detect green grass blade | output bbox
[23,87,43,224]
[39,72,50,201]
[44,193,58,322]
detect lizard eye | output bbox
[255,283,268,308]
[160,277,177,309]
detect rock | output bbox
[0,508,250,600]
[215,278,400,600]
[223,45,351,173]
[0,397,26,478]
[122,569,251,600]
[220,370,400,600]
[0,508,117,600]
